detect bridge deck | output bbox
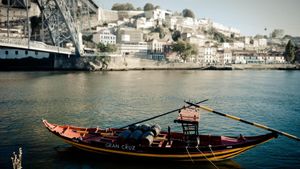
[0,38,73,55]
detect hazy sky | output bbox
[95,0,300,37]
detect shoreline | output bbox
[1,64,299,71]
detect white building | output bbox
[118,42,148,57]
[258,38,267,47]
[266,56,285,64]
[145,9,172,21]
[244,37,251,45]
[217,49,232,65]
[199,46,218,64]
[93,29,116,45]
[135,17,154,29]
[212,22,240,37]
[147,39,165,53]
[222,42,231,49]
[233,42,245,49]
[117,28,143,44]
[265,52,286,64]
[176,17,198,30]
[165,16,178,30]
[232,50,259,64]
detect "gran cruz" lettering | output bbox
[105,143,135,151]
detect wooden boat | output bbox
[43,100,299,162]
[43,119,277,162]
[43,109,279,161]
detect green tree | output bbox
[111,3,135,11]
[153,26,166,39]
[213,32,225,43]
[285,40,296,63]
[172,41,198,62]
[182,9,195,18]
[97,43,117,53]
[82,34,93,42]
[254,34,264,39]
[96,54,111,70]
[144,3,154,11]
[172,30,181,41]
[136,7,142,11]
[271,29,284,38]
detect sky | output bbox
[95,0,300,37]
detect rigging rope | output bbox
[185,146,194,164]
[208,145,216,157]
[196,146,219,169]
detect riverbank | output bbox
[99,57,300,71]
[1,56,299,71]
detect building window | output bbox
[25,51,28,55]
[35,51,38,55]
[5,51,8,55]
[15,51,18,55]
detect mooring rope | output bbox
[196,146,219,169]
[185,146,194,164]
[208,144,216,157]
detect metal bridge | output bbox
[1,0,99,56]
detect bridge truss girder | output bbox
[36,0,82,56]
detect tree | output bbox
[182,9,195,18]
[172,41,198,62]
[153,26,166,39]
[155,5,160,9]
[271,29,284,38]
[136,7,142,11]
[97,43,117,53]
[111,3,135,11]
[254,34,264,39]
[213,32,226,43]
[82,34,93,42]
[96,54,111,70]
[172,30,181,41]
[144,3,154,11]
[285,40,296,63]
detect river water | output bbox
[0,70,299,169]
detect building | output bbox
[93,29,116,45]
[146,39,166,61]
[147,39,165,53]
[222,42,231,49]
[265,51,285,64]
[199,46,218,64]
[252,38,267,48]
[233,42,245,49]
[135,17,154,29]
[175,17,198,31]
[212,22,241,37]
[117,28,143,44]
[118,42,148,57]
[145,9,172,21]
[232,50,264,64]
[181,33,204,46]
[165,15,178,30]
[217,49,232,65]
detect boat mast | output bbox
[119,99,208,129]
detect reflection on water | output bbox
[52,146,241,169]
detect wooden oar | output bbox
[118,99,208,129]
[185,101,300,141]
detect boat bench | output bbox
[151,134,167,147]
